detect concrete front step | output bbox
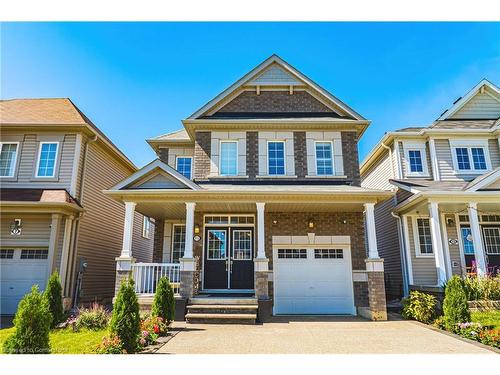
[185,313,257,324]
[187,304,258,315]
[189,297,258,305]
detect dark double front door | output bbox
[203,227,254,290]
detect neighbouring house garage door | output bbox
[0,248,50,315]
[273,247,355,315]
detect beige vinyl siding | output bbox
[449,89,500,119]
[485,178,500,189]
[75,141,153,303]
[374,195,404,298]
[75,137,88,200]
[361,149,394,190]
[398,141,432,179]
[2,133,77,189]
[407,216,438,285]
[488,138,500,169]
[0,215,51,248]
[443,214,464,276]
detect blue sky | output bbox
[1,22,499,167]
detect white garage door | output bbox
[274,247,355,315]
[0,248,50,315]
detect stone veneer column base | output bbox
[115,257,135,297]
[254,271,269,300]
[360,258,388,321]
[179,258,197,299]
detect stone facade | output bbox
[158,147,169,164]
[341,131,361,186]
[293,131,308,178]
[114,269,132,296]
[254,271,269,300]
[179,270,195,298]
[353,281,369,307]
[193,132,211,180]
[212,91,335,114]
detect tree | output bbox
[109,279,140,353]
[44,272,64,328]
[151,277,176,324]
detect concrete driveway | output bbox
[158,316,495,354]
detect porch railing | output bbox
[131,263,180,295]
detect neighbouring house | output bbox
[105,55,391,323]
[0,98,154,314]
[361,79,500,301]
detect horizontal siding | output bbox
[75,142,153,303]
[407,216,438,285]
[444,214,463,276]
[0,215,51,247]
[361,149,394,190]
[450,90,500,119]
[488,138,500,169]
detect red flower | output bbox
[153,324,160,334]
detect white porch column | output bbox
[364,203,379,259]
[467,202,487,276]
[183,202,196,260]
[121,201,136,258]
[255,202,268,272]
[428,202,447,285]
[47,214,61,275]
[59,215,74,293]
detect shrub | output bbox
[2,285,51,354]
[44,272,64,328]
[443,276,470,331]
[463,275,500,301]
[109,279,140,353]
[401,291,437,324]
[151,277,175,324]
[95,335,124,354]
[76,303,110,330]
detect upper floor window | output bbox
[315,142,333,175]
[220,141,238,176]
[415,218,433,256]
[176,157,192,179]
[268,141,285,175]
[408,150,423,173]
[0,143,19,177]
[403,142,429,177]
[36,142,59,178]
[142,216,151,239]
[450,140,490,173]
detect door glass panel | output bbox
[461,227,475,254]
[207,230,227,259]
[232,230,252,260]
[483,227,500,254]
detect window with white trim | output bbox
[314,249,343,259]
[268,141,285,175]
[36,142,58,177]
[171,225,186,262]
[142,216,151,239]
[415,218,433,255]
[403,143,428,177]
[0,143,18,177]
[277,249,307,259]
[315,142,333,175]
[408,150,423,173]
[176,157,192,179]
[220,141,238,176]
[483,227,500,255]
[450,141,490,173]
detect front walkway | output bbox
[158,316,494,354]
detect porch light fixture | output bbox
[194,225,200,234]
[308,219,315,229]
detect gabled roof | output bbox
[186,54,366,121]
[437,79,500,120]
[109,159,200,191]
[465,167,500,192]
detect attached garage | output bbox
[0,248,50,315]
[273,246,355,315]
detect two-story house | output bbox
[0,98,153,314]
[105,55,391,323]
[361,80,500,300]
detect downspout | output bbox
[392,210,410,297]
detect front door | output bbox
[203,227,254,290]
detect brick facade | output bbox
[246,131,259,179]
[366,270,388,320]
[341,131,361,186]
[213,91,335,114]
[193,132,211,180]
[152,218,164,262]
[293,131,308,178]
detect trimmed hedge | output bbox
[151,277,175,324]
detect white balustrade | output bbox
[131,263,180,295]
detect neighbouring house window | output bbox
[142,217,151,239]
[176,157,192,179]
[220,141,238,175]
[171,225,186,262]
[0,143,18,177]
[453,145,489,172]
[36,142,58,177]
[315,142,333,175]
[460,227,475,254]
[483,227,500,255]
[268,141,285,175]
[408,150,423,173]
[416,218,433,255]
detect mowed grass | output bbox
[0,327,107,354]
[471,310,500,330]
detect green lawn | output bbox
[471,310,500,330]
[0,327,107,354]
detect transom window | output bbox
[416,218,433,255]
[277,249,307,259]
[460,227,475,255]
[20,249,48,259]
[232,230,252,260]
[408,150,423,173]
[176,157,192,179]
[0,143,18,177]
[452,144,489,173]
[268,141,285,175]
[315,142,333,175]
[36,142,58,177]
[220,141,238,176]
[483,227,500,255]
[171,225,186,263]
[314,249,343,259]
[204,215,254,226]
